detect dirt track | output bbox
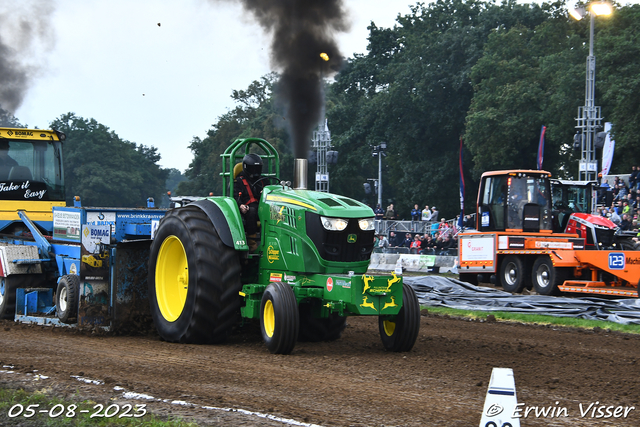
[1,313,639,426]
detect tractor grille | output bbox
[594,226,614,248]
[305,212,375,262]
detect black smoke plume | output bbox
[230,0,348,158]
[0,1,56,113]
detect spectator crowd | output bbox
[374,230,459,255]
[371,200,479,255]
[598,170,640,241]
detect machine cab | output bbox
[0,128,66,233]
[550,179,597,233]
[477,170,553,233]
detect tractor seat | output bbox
[233,162,243,179]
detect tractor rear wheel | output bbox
[298,301,346,342]
[0,277,16,319]
[618,239,639,251]
[379,283,420,352]
[499,255,526,293]
[56,275,80,323]
[260,282,299,354]
[532,256,565,295]
[148,206,242,344]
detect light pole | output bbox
[372,142,387,207]
[570,1,613,181]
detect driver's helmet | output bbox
[242,153,263,179]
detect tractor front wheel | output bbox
[379,283,420,352]
[260,282,299,354]
[148,206,242,344]
[56,275,80,323]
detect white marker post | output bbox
[479,368,521,427]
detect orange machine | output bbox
[458,170,640,297]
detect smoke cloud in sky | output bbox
[217,0,349,158]
[0,0,56,114]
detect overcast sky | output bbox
[8,0,566,173]
[8,0,414,172]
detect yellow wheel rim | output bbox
[155,235,189,322]
[263,300,275,338]
[383,320,396,337]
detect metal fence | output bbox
[372,247,458,256]
[374,214,475,236]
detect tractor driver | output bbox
[236,153,265,251]
[0,140,18,180]
[0,141,17,166]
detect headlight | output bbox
[358,218,375,231]
[321,216,349,231]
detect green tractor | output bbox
[148,138,420,354]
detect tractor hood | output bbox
[571,212,617,229]
[263,186,373,218]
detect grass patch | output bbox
[424,305,640,334]
[0,387,197,427]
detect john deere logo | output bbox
[347,234,357,243]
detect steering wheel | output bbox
[253,176,282,186]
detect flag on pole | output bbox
[458,137,465,229]
[537,125,546,170]
[601,122,615,177]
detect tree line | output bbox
[175,0,640,219]
[3,0,640,217]
[1,108,176,208]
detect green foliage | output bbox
[467,2,640,180]
[425,305,640,334]
[327,0,557,218]
[465,17,585,178]
[181,0,640,217]
[50,113,169,207]
[177,73,292,196]
[598,3,640,171]
[0,107,24,128]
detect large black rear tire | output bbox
[56,275,80,323]
[148,206,242,343]
[260,282,299,354]
[298,301,346,342]
[0,277,16,319]
[379,283,420,352]
[618,239,639,251]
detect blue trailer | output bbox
[0,127,166,329]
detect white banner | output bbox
[601,122,615,176]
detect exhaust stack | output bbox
[293,158,308,190]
